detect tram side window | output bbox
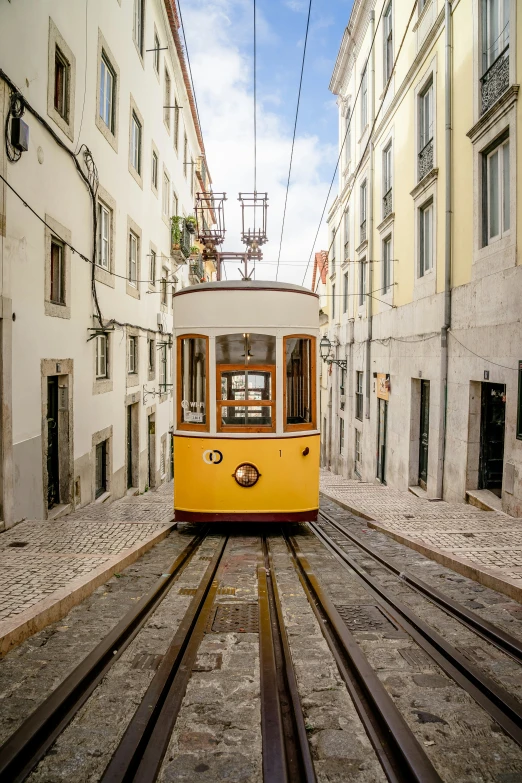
[179,336,208,427]
[285,336,315,429]
[216,333,275,430]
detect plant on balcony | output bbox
[185,215,197,234]
[171,216,182,251]
[190,245,200,256]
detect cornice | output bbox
[330,0,376,97]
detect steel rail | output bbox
[101,535,228,783]
[309,520,522,747]
[318,508,522,663]
[285,533,443,783]
[0,528,208,783]
[258,536,317,783]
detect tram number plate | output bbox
[185,412,203,423]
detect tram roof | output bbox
[172,280,318,298]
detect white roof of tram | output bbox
[172,280,318,298]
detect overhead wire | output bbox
[275,0,313,281]
[176,0,205,140]
[253,0,257,193]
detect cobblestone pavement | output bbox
[320,470,522,599]
[0,483,174,626]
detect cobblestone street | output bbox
[320,470,522,602]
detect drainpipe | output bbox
[365,10,375,419]
[438,0,452,498]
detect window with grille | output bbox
[97,202,110,270]
[99,54,115,131]
[50,239,65,305]
[128,336,137,374]
[54,47,69,120]
[130,112,142,174]
[419,201,433,277]
[483,136,510,246]
[355,371,363,420]
[128,231,138,286]
[96,334,108,379]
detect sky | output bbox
[180,0,354,286]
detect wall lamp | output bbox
[319,335,347,370]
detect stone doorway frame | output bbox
[41,359,74,518]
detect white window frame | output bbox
[96,334,108,379]
[481,0,510,74]
[161,267,168,307]
[183,133,188,178]
[159,344,167,390]
[343,271,349,314]
[360,180,367,241]
[174,98,180,152]
[129,231,138,287]
[419,200,433,277]
[131,112,142,174]
[128,336,137,374]
[484,136,510,245]
[97,201,111,270]
[383,1,393,85]
[383,143,392,197]
[358,259,366,307]
[382,235,392,294]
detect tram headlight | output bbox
[233,463,260,487]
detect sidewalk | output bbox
[0,483,175,656]
[320,469,522,603]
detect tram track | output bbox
[310,511,522,748]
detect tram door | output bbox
[419,380,430,490]
[376,398,387,484]
[47,376,60,508]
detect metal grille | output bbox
[234,463,260,487]
[336,604,396,633]
[418,138,433,181]
[382,188,392,218]
[398,648,431,667]
[131,653,163,670]
[481,50,509,115]
[210,603,259,633]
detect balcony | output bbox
[171,217,192,260]
[189,256,204,283]
[481,47,509,115]
[382,188,392,219]
[360,219,367,244]
[418,138,433,181]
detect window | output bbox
[164,69,171,129]
[418,80,433,179]
[383,2,393,84]
[172,190,179,218]
[332,284,336,320]
[153,32,160,74]
[483,137,510,245]
[54,47,69,120]
[355,371,363,420]
[152,150,158,190]
[285,336,315,430]
[162,172,170,216]
[344,209,350,259]
[346,108,352,168]
[159,345,168,390]
[355,428,362,473]
[482,0,510,74]
[419,201,433,277]
[96,334,108,379]
[383,236,392,294]
[340,418,345,453]
[359,261,366,306]
[99,54,115,131]
[95,440,107,499]
[183,133,188,178]
[178,336,208,429]
[97,201,110,270]
[383,143,392,200]
[50,239,65,305]
[216,334,275,431]
[361,65,368,132]
[343,272,349,313]
[150,249,156,284]
[174,98,180,151]
[129,231,138,286]
[360,180,367,242]
[133,0,144,55]
[148,337,155,374]
[161,269,168,306]
[130,112,142,174]
[160,439,166,477]
[128,336,137,374]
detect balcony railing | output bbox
[382,188,392,219]
[181,222,191,259]
[418,137,433,181]
[481,47,509,115]
[360,219,367,244]
[189,257,204,281]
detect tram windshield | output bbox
[285,336,315,428]
[216,334,275,430]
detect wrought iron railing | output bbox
[481,47,509,115]
[360,219,367,244]
[382,188,392,218]
[418,137,433,181]
[181,221,191,259]
[190,257,204,280]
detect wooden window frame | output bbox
[283,335,317,433]
[176,334,210,432]
[217,363,276,434]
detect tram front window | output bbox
[285,336,315,429]
[179,336,208,428]
[216,334,275,430]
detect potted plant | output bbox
[171,216,182,251]
[190,245,200,257]
[185,215,197,234]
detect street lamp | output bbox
[319,334,347,370]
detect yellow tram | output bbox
[172,281,320,522]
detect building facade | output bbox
[323,0,522,516]
[0,0,214,528]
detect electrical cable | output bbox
[448,332,518,372]
[176,0,204,140]
[253,0,257,193]
[275,0,313,282]
[74,0,89,154]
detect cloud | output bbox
[285,0,307,12]
[181,0,335,285]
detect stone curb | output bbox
[0,521,176,658]
[320,486,522,605]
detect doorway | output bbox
[127,405,133,489]
[148,414,156,489]
[376,398,387,484]
[419,380,430,490]
[479,383,506,494]
[47,376,59,508]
